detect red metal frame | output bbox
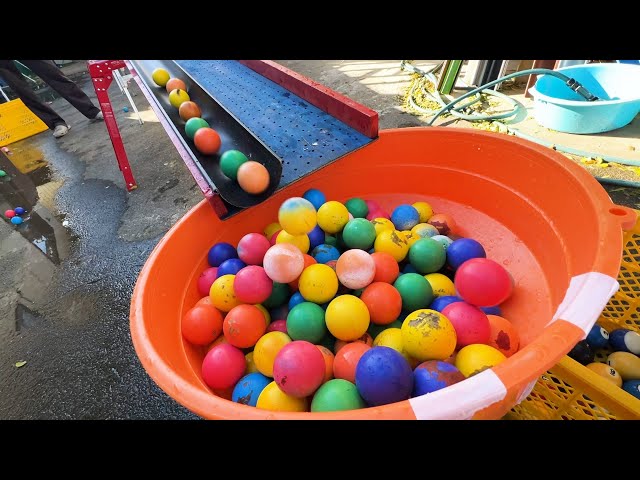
[87,60,137,191]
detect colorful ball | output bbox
[255,304,271,327]
[286,302,327,343]
[201,343,246,390]
[393,273,433,311]
[411,223,439,239]
[266,319,288,334]
[232,372,271,407]
[178,101,201,121]
[408,238,446,274]
[288,291,306,311]
[237,161,270,195]
[333,342,371,383]
[335,249,375,290]
[317,201,349,234]
[151,68,170,87]
[424,273,456,297]
[207,242,238,267]
[185,117,210,140]
[360,282,402,325]
[412,202,433,223]
[245,351,259,373]
[455,258,513,307]
[237,233,271,266]
[263,243,305,283]
[371,217,394,237]
[210,274,241,312]
[168,88,190,109]
[371,252,400,284]
[14,207,26,216]
[181,304,224,346]
[220,150,248,180]
[455,344,506,378]
[608,328,640,355]
[4,209,15,219]
[273,340,326,398]
[428,213,457,236]
[298,264,339,304]
[165,77,187,94]
[302,188,326,211]
[481,305,502,316]
[446,238,487,270]
[233,266,273,304]
[342,218,377,250]
[413,360,465,397]
[586,324,610,350]
[278,197,317,236]
[311,379,366,412]
[487,315,519,357]
[253,331,292,377]
[429,295,462,312]
[264,222,281,239]
[311,244,341,264]
[431,235,454,251]
[317,345,335,383]
[288,254,317,291]
[401,309,457,361]
[441,302,490,350]
[197,267,219,297]
[402,231,420,248]
[11,216,23,225]
[390,204,420,231]
[325,295,370,341]
[345,198,369,219]
[262,282,291,309]
[374,229,409,262]
[276,230,310,254]
[216,258,247,278]
[622,380,640,400]
[333,333,373,354]
[585,363,623,388]
[373,328,416,366]
[223,304,267,348]
[193,127,221,155]
[307,225,326,250]
[256,381,309,412]
[355,346,414,406]
[567,340,594,365]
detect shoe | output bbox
[53,125,69,138]
[91,111,104,122]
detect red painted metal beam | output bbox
[239,60,379,139]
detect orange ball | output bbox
[428,213,457,236]
[222,304,267,348]
[487,315,520,357]
[288,254,317,291]
[166,78,187,94]
[371,252,400,284]
[360,282,403,325]
[333,342,371,383]
[194,128,221,155]
[182,304,224,346]
[237,161,270,195]
[207,334,228,352]
[333,332,373,355]
[178,101,201,121]
[196,296,214,308]
[317,345,335,384]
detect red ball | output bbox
[266,319,288,334]
[201,343,246,390]
[273,340,325,398]
[269,230,281,246]
[197,267,218,297]
[455,258,513,307]
[223,304,267,348]
[441,301,491,350]
[193,128,222,155]
[364,199,381,212]
[181,304,224,346]
[5,209,16,219]
[233,265,273,304]
[371,252,400,284]
[366,209,390,221]
[360,282,402,325]
[237,233,271,265]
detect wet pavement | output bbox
[0,61,638,420]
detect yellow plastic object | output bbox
[0,99,49,147]
[507,211,640,420]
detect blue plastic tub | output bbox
[529,63,640,134]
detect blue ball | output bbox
[412,361,465,397]
[480,305,502,316]
[609,328,640,355]
[429,295,463,312]
[403,263,418,274]
[207,242,238,267]
[216,258,246,278]
[302,188,326,211]
[355,346,413,406]
[586,324,609,350]
[307,225,325,250]
[231,372,271,407]
[14,207,26,215]
[622,380,640,400]
[311,244,341,264]
[446,238,486,270]
[10,216,23,225]
[390,204,420,231]
[288,291,306,310]
[123,107,129,113]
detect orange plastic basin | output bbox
[130,127,636,420]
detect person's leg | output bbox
[20,60,101,120]
[0,60,67,130]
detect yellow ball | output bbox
[276,230,310,254]
[317,201,349,234]
[209,274,241,312]
[169,88,190,108]
[254,304,271,326]
[253,331,292,377]
[424,273,456,297]
[373,328,418,367]
[264,222,281,238]
[325,294,370,341]
[151,68,170,87]
[298,264,339,303]
[374,229,409,262]
[401,309,457,361]
[278,197,317,235]
[412,202,434,223]
[402,230,420,247]
[455,344,507,378]
[245,351,259,374]
[371,217,394,237]
[256,381,309,412]
[411,222,439,239]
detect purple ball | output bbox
[355,346,413,406]
[216,258,246,278]
[207,242,238,267]
[446,238,486,270]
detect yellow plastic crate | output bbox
[507,211,640,420]
[0,98,49,147]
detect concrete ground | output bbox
[0,60,638,419]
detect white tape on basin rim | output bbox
[549,272,619,335]
[409,369,507,420]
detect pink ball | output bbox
[234,266,273,304]
[455,258,513,307]
[442,301,491,350]
[197,267,219,297]
[366,209,390,221]
[273,340,325,398]
[266,319,288,334]
[336,249,376,290]
[269,230,281,246]
[237,233,271,265]
[201,343,246,390]
[263,243,305,283]
[364,199,381,212]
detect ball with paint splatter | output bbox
[390,204,420,231]
[412,360,465,397]
[278,197,317,236]
[232,372,271,407]
[317,201,350,234]
[401,308,457,361]
[428,213,457,236]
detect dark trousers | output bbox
[0,60,100,130]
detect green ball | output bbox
[185,117,210,140]
[324,234,337,247]
[0,170,6,177]
[345,198,368,218]
[393,273,433,311]
[262,282,291,309]
[311,379,366,412]
[408,238,446,274]
[220,150,248,180]
[287,302,327,343]
[342,218,376,250]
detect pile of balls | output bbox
[151,67,270,195]
[568,324,640,399]
[4,206,27,225]
[182,189,520,413]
